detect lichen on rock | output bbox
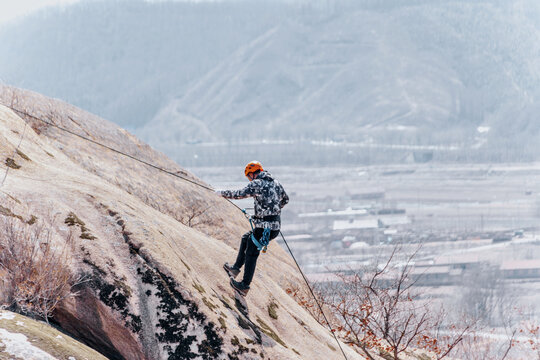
[137,266,224,359]
[5,158,20,169]
[90,276,142,334]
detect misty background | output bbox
[1,0,539,166]
[1,1,540,356]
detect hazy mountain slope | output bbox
[143,0,540,150]
[0,0,284,129]
[0,85,364,359]
[1,0,539,162]
[141,9,461,145]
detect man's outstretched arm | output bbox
[217,181,258,200]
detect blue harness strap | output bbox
[251,227,271,253]
[242,209,271,253]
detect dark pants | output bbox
[233,228,280,286]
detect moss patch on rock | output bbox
[267,301,279,320]
[180,259,191,271]
[218,317,227,331]
[256,316,287,348]
[228,336,250,360]
[0,205,24,221]
[15,149,30,161]
[5,158,20,169]
[26,215,37,225]
[80,232,96,240]
[64,212,96,240]
[64,212,85,227]
[192,281,205,294]
[202,297,218,312]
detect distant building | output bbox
[378,215,410,227]
[351,192,385,201]
[434,254,483,271]
[411,266,454,286]
[500,260,540,279]
[333,218,378,231]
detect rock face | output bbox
[0,85,362,359]
[0,310,108,360]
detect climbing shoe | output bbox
[230,279,250,296]
[223,262,240,279]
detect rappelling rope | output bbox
[279,230,348,359]
[6,107,216,191]
[3,105,349,360]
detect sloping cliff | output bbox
[0,85,362,359]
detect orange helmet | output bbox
[244,161,263,177]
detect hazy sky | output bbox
[0,0,227,25]
[0,0,81,24]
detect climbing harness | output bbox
[241,208,270,253]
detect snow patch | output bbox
[477,126,490,133]
[350,241,370,249]
[16,321,25,327]
[0,328,57,359]
[0,312,15,320]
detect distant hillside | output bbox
[1,0,539,163]
[142,1,540,156]
[0,0,285,128]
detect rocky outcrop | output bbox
[0,85,363,359]
[0,310,108,360]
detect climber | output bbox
[216,161,289,296]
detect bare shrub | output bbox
[449,328,516,360]
[288,244,473,360]
[449,303,540,360]
[0,216,83,323]
[1,86,47,135]
[175,198,213,229]
[286,281,332,326]
[516,321,540,359]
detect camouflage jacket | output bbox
[220,171,289,230]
